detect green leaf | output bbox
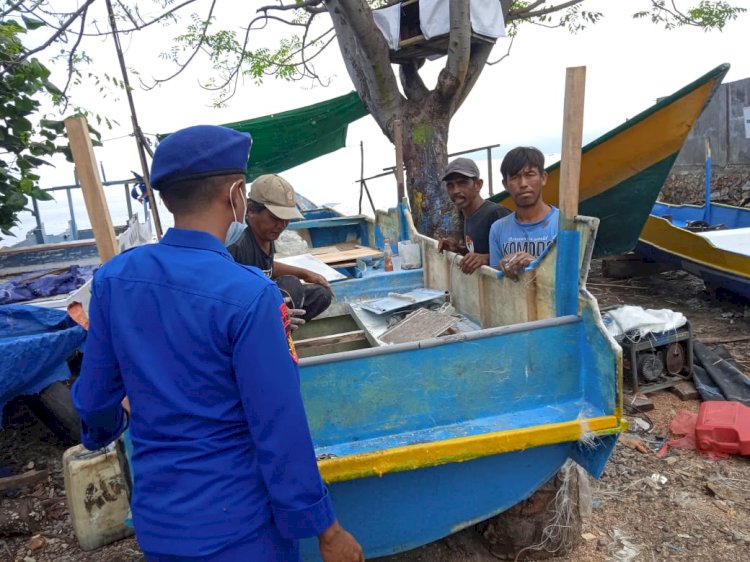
[21,16,46,31]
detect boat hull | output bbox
[637,202,750,300]
[302,442,595,560]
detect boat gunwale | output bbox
[299,314,580,367]
[317,415,622,483]
[652,200,750,213]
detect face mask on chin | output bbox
[225,221,246,246]
[225,180,248,246]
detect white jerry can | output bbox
[62,442,134,550]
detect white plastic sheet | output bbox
[603,305,688,339]
[420,0,506,40]
[117,213,153,252]
[373,4,401,50]
[373,0,506,51]
[274,253,347,282]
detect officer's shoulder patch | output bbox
[279,302,299,364]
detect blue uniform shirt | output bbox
[71,228,334,557]
[489,206,559,268]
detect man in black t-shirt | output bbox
[437,157,510,274]
[228,174,333,324]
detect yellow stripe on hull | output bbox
[318,415,621,483]
[640,215,750,277]
[503,80,718,211]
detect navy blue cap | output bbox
[150,125,252,189]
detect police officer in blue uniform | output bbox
[71,125,363,562]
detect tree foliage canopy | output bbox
[0,0,745,239]
[0,18,64,237]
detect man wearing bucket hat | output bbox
[228,173,333,325]
[437,157,510,275]
[71,125,363,562]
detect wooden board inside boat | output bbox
[309,244,383,265]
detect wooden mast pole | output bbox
[559,66,586,230]
[105,0,163,239]
[555,66,586,318]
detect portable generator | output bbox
[616,321,694,395]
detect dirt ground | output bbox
[1,262,748,562]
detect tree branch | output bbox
[1,0,27,19]
[257,0,325,15]
[487,34,515,65]
[145,0,218,89]
[508,0,546,19]
[325,0,402,135]
[60,3,89,107]
[296,15,333,83]
[451,41,494,114]
[10,0,97,66]
[447,0,514,113]
[399,60,429,102]
[114,0,199,33]
[508,0,585,22]
[439,0,472,99]
[649,0,707,28]
[49,0,200,38]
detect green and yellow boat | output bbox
[492,63,729,258]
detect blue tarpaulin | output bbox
[0,305,86,424]
[0,265,97,306]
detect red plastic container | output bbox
[695,401,750,456]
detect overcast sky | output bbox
[6,0,750,242]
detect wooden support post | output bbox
[444,255,453,296]
[486,146,494,196]
[64,117,119,263]
[359,140,365,214]
[559,66,586,230]
[525,272,539,322]
[394,120,405,202]
[478,275,488,329]
[555,66,586,318]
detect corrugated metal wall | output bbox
[674,77,750,168]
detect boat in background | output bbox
[637,201,750,300]
[491,64,729,258]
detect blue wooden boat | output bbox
[279,203,623,559]
[637,201,750,300]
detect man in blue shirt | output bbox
[71,125,363,562]
[489,147,559,281]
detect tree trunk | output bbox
[477,461,589,560]
[399,113,461,239]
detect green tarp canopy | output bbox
[158,92,367,181]
[157,91,367,182]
